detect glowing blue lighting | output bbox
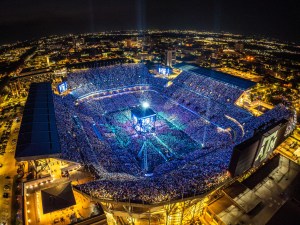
[159,67,170,75]
[58,81,68,94]
[142,102,150,108]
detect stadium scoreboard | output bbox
[229,119,290,177]
[253,121,288,167]
[58,81,68,94]
[158,67,171,75]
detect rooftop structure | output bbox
[15,83,61,161]
[41,182,76,214]
[174,63,256,90]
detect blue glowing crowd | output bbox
[53,64,292,203]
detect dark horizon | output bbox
[0,0,299,45]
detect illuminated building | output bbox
[165,50,176,67]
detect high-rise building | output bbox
[126,39,132,48]
[46,56,50,67]
[165,50,176,67]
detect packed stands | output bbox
[52,63,292,203]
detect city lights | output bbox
[0,26,299,225]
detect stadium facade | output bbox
[16,63,296,225]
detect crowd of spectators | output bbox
[68,64,150,98]
[172,71,244,104]
[53,63,291,203]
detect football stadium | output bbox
[15,63,297,224]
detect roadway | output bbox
[0,117,21,225]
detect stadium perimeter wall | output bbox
[73,178,236,225]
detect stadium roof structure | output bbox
[41,182,76,214]
[15,83,61,161]
[222,181,262,213]
[266,172,300,225]
[174,63,256,90]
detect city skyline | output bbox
[0,0,299,45]
[0,1,299,224]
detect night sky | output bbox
[0,0,299,44]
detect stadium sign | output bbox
[229,119,291,177]
[254,130,278,164]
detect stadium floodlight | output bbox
[142,102,150,109]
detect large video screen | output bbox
[58,82,68,94]
[158,67,170,75]
[253,120,288,167]
[229,136,260,177]
[229,119,289,177]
